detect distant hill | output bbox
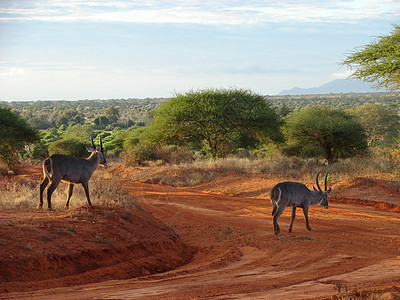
[278,79,385,95]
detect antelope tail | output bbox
[271,187,281,216]
[43,157,53,179]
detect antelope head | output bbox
[313,171,331,209]
[88,136,107,166]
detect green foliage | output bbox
[93,115,110,127]
[267,93,400,113]
[31,142,49,160]
[48,139,88,158]
[54,109,84,127]
[27,114,51,130]
[1,92,399,165]
[352,104,400,147]
[41,128,61,144]
[93,132,114,153]
[0,107,39,170]
[342,25,400,93]
[123,127,149,148]
[105,106,120,123]
[1,98,163,132]
[62,124,95,143]
[283,107,368,164]
[148,88,282,158]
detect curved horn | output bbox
[324,172,329,191]
[91,136,95,149]
[316,171,322,191]
[99,135,104,152]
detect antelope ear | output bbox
[87,146,94,152]
[313,186,318,192]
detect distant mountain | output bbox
[278,79,385,95]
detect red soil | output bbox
[0,163,399,299]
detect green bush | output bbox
[148,88,282,158]
[283,107,368,164]
[0,107,39,171]
[31,143,49,160]
[48,139,88,158]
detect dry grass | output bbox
[0,172,139,211]
[1,154,398,210]
[126,155,400,187]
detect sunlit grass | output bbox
[0,172,139,211]
[127,155,400,187]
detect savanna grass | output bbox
[0,172,139,211]
[126,154,400,187]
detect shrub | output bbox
[121,145,194,167]
[0,107,39,171]
[48,139,88,158]
[31,143,49,160]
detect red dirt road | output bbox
[1,165,399,299]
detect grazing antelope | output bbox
[270,172,331,235]
[39,136,107,210]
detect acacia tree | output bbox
[148,88,282,158]
[352,104,400,147]
[283,107,368,164]
[342,25,400,93]
[0,107,39,171]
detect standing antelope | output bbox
[39,136,107,210]
[270,172,331,235]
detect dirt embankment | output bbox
[0,164,399,299]
[0,205,192,293]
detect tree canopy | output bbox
[148,88,282,158]
[342,25,400,93]
[352,104,400,147]
[283,107,368,164]
[0,107,39,170]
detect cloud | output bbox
[1,0,398,24]
[0,66,27,78]
[330,69,354,80]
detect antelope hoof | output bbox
[307,226,312,231]
[288,227,292,233]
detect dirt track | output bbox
[1,165,399,299]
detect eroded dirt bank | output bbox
[0,165,399,299]
[0,205,192,294]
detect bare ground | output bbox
[0,164,399,299]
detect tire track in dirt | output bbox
[1,169,400,299]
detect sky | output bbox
[0,0,399,101]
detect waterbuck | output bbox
[270,172,331,235]
[39,136,107,210]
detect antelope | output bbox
[39,136,107,210]
[270,171,331,235]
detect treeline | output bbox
[1,91,400,171]
[2,93,399,131]
[2,93,399,129]
[1,98,166,131]
[268,93,400,113]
